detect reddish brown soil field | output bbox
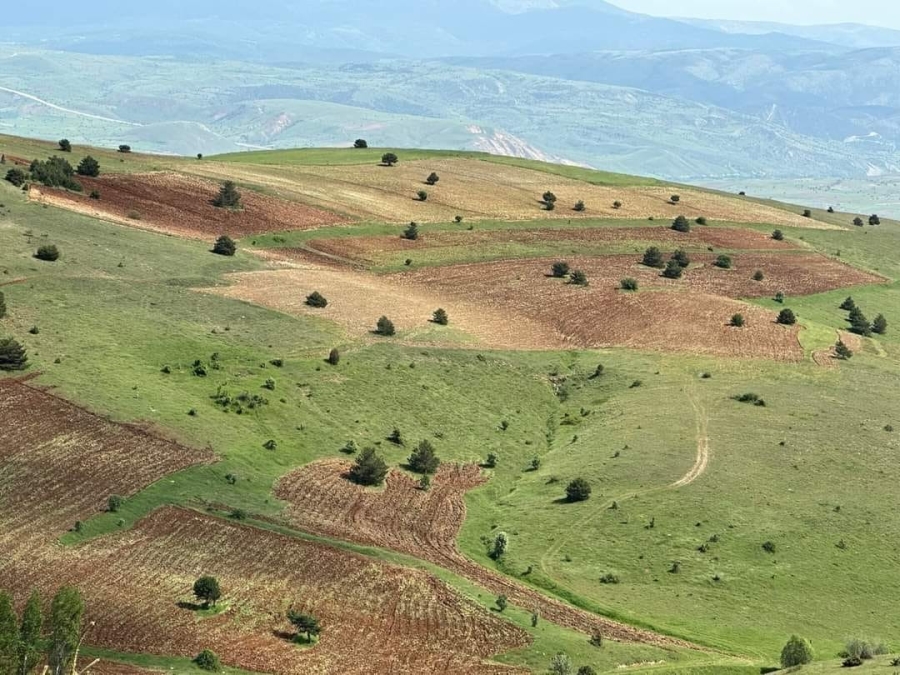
[0,380,528,674]
[0,378,215,542]
[29,172,346,240]
[306,225,799,265]
[275,460,699,650]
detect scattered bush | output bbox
[549,653,572,675]
[872,313,887,335]
[752,270,764,281]
[551,261,570,278]
[388,427,403,445]
[306,291,328,308]
[375,316,396,336]
[573,200,585,212]
[530,457,541,471]
[287,609,321,643]
[118,145,132,154]
[802,209,812,218]
[671,215,691,232]
[731,314,745,327]
[354,139,368,149]
[669,194,680,204]
[212,235,236,257]
[5,168,27,187]
[869,214,881,226]
[774,291,785,304]
[263,377,276,391]
[327,348,340,366]
[620,278,638,291]
[835,339,853,360]
[565,478,592,502]
[662,260,683,279]
[76,156,100,177]
[642,246,665,268]
[416,190,428,201]
[432,308,449,325]
[193,576,222,608]
[212,181,241,209]
[772,229,784,241]
[107,495,124,513]
[853,216,864,227]
[485,453,498,468]
[426,172,440,186]
[35,244,60,262]
[762,541,776,554]
[671,249,690,268]
[402,221,419,240]
[348,447,389,486]
[612,200,622,209]
[490,531,508,559]
[381,152,398,166]
[408,439,440,474]
[695,216,707,225]
[89,190,100,200]
[599,572,619,584]
[734,393,766,407]
[495,594,508,612]
[569,270,588,286]
[194,650,221,672]
[454,215,463,223]
[58,139,72,152]
[714,254,732,269]
[542,191,557,208]
[780,635,814,668]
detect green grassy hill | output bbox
[1,137,898,674]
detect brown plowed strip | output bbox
[28,172,347,240]
[0,380,528,674]
[813,330,864,367]
[306,225,799,265]
[276,460,701,651]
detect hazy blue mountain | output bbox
[681,19,900,49]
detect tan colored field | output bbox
[187,158,836,228]
[0,380,530,675]
[276,460,700,650]
[210,250,878,359]
[29,172,346,240]
[305,225,800,266]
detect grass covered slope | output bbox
[2,138,900,673]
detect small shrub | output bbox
[388,427,403,445]
[341,440,358,455]
[306,291,328,308]
[642,246,665,268]
[714,254,732,269]
[76,156,100,177]
[671,249,690,268]
[599,572,619,584]
[354,139,368,149]
[566,478,592,502]
[869,214,881,226]
[118,144,132,154]
[194,650,221,672]
[432,308,449,325]
[35,244,60,261]
[495,594,508,612]
[418,474,431,491]
[542,191,557,207]
[779,633,813,666]
[774,291,785,304]
[777,308,797,325]
[620,278,638,291]
[695,216,707,225]
[89,190,101,200]
[485,453,498,468]
[263,377,276,391]
[416,190,428,201]
[772,229,784,241]
[734,392,765,406]
[669,194,680,204]
[569,270,588,286]
[454,215,463,223]
[426,172,439,185]
[489,531,508,559]
[327,348,340,366]
[530,457,541,471]
[612,200,622,209]
[212,235,236,257]
[28,326,39,335]
[5,168,27,187]
[671,215,691,232]
[835,339,853,360]
[551,261,570,278]
[402,222,419,240]
[853,216,864,227]
[662,260,683,279]
[375,316,396,336]
[730,314,744,327]
[107,495,124,512]
[212,181,241,209]
[802,209,812,218]
[573,200,585,212]
[872,314,887,335]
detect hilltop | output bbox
[0,135,899,674]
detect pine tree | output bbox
[662,260,683,279]
[780,635,814,668]
[426,172,440,186]
[642,246,665,268]
[872,314,887,335]
[835,339,853,360]
[671,215,691,232]
[0,338,28,371]
[212,235,236,256]
[75,156,100,177]
[777,309,797,325]
[375,316,395,336]
[18,590,43,675]
[349,447,389,486]
[402,222,419,241]
[432,308,449,325]
[212,181,241,209]
[839,296,856,311]
[408,440,440,474]
[848,307,871,336]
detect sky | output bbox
[607,0,900,29]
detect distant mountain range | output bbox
[2,0,900,181]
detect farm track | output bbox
[276,461,706,652]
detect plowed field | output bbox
[275,460,699,650]
[29,172,346,240]
[306,225,799,266]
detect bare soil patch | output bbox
[29,172,346,240]
[306,225,799,266]
[813,330,865,368]
[275,460,700,650]
[188,159,835,228]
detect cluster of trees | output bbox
[0,586,86,675]
[840,297,887,337]
[550,262,588,286]
[852,214,881,227]
[547,652,598,675]
[642,246,694,278]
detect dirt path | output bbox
[673,385,710,489]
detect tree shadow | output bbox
[272,629,295,642]
[176,601,205,611]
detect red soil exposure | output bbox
[0,381,528,674]
[307,225,799,265]
[29,172,346,240]
[0,378,215,543]
[275,460,700,650]
[1,508,528,675]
